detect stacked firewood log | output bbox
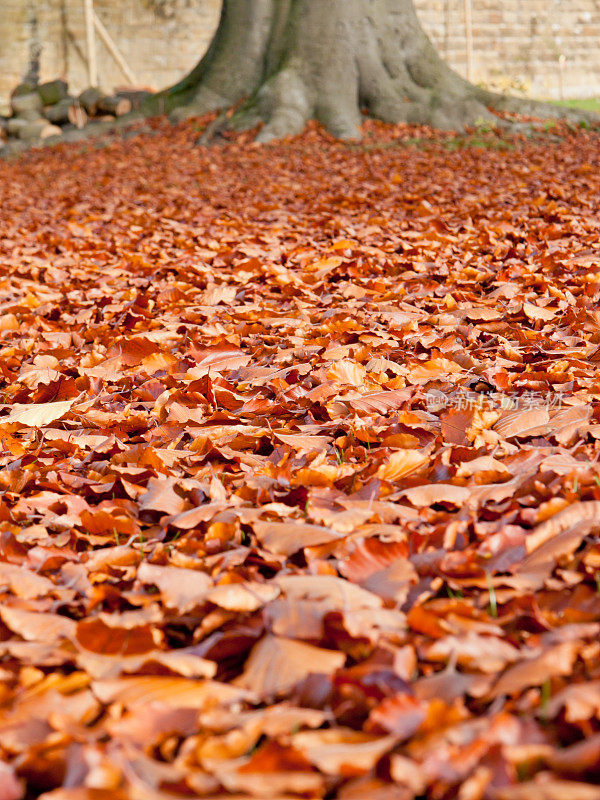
[1,79,150,147]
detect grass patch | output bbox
[352,132,516,153]
[555,97,600,113]
[442,134,515,151]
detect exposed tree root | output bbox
[146,0,598,143]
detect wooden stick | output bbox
[93,10,139,85]
[84,0,98,86]
[464,0,474,83]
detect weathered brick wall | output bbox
[415,0,600,100]
[1,1,600,114]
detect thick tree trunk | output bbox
[149,0,596,140]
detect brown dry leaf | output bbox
[168,503,228,529]
[0,762,22,800]
[199,703,327,738]
[367,694,425,739]
[145,353,183,379]
[76,647,217,680]
[525,500,600,553]
[440,407,475,445]
[198,706,327,765]
[545,734,600,773]
[3,399,74,427]
[252,520,344,555]
[206,581,280,611]
[0,563,55,599]
[186,348,251,378]
[210,740,325,797]
[495,775,600,800]
[413,665,493,704]
[494,407,550,438]
[39,791,128,800]
[407,358,462,384]
[291,729,397,775]
[275,574,382,609]
[389,755,427,796]
[376,449,429,481]
[138,476,187,515]
[275,431,330,451]
[349,389,411,414]
[401,483,470,507]
[339,538,409,581]
[75,615,159,654]
[545,680,600,722]
[426,632,521,673]
[361,559,418,605]
[190,797,299,800]
[234,635,346,697]
[201,284,238,306]
[489,642,579,699]
[540,453,594,475]
[523,302,558,321]
[137,562,212,611]
[6,109,600,800]
[456,455,509,477]
[295,460,356,487]
[92,677,250,708]
[327,360,368,387]
[0,606,76,643]
[84,545,139,572]
[0,313,19,331]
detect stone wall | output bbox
[415,0,600,100]
[1,0,600,114]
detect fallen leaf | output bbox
[3,400,74,427]
[137,562,212,611]
[234,635,346,697]
[495,775,600,800]
[206,581,280,611]
[489,642,579,699]
[92,677,250,709]
[252,520,344,555]
[523,302,558,321]
[376,449,429,482]
[0,606,76,643]
[138,476,187,515]
[526,501,600,554]
[291,729,397,775]
[401,483,470,507]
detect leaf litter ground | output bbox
[1,119,600,799]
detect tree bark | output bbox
[148,0,596,140]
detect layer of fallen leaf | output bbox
[0,118,600,799]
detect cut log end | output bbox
[79,88,132,118]
[97,96,132,117]
[17,120,62,141]
[68,104,88,129]
[79,87,104,116]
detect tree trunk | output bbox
[149,0,596,140]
